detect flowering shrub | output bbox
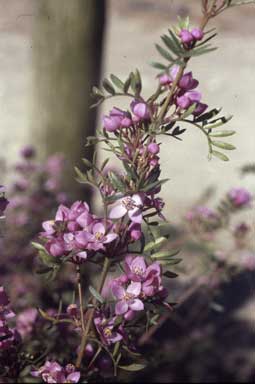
[1,1,255,382]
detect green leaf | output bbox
[89,286,104,304]
[160,258,182,266]
[211,150,230,161]
[161,34,181,56]
[144,237,168,252]
[82,158,94,169]
[194,108,222,123]
[119,363,146,372]
[141,178,169,193]
[150,61,167,70]
[181,103,197,118]
[124,74,132,93]
[131,69,142,96]
[109,171,126,192]
[74,166,88,183]
[204,115,233,129]
[210,130,236,137]
[155,44,175,62]
[186,46,217,57]
[151,249,180,260]
[91,86,104,98]
[110,74,124,90]
[212,141,236,150]
[102,78,115,95]
[31,242,47,252]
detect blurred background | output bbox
[0,1,254,382]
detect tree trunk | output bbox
[31,0,105,200]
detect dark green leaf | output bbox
[102,78,115,95]
[110,74,124,90]
[151,249,180,260]
[150,61,167,70]
[89,286,105,304]
[119,363,146,372]
[155,44,175,61]
[163,271,179,278]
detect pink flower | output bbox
[76,222,118,252]
[193,102,208,116]
[131,100,150,120]
[159,74,171,85]
[16,308,37,339]
[179,29,194,44]
[31,361,80,383]
[191,27,204,41]
[94,313,123,345]
[228,188,252,208]
[178,72,199,91]
[148,143,160,154]
[109,194,143,224]
[112,282,144,315]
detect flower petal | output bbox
[129,298,144,311]
[127,282,141,296]
[104,233,118,243]
[93,222,105,235]
[112,284,125,299]
[115,300,128,315]
[109,203,127,219]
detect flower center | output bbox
[122,197,136,211]
[104,327,112,337]
[133,266,144,276]
[124,292,134,301]
[95,232,104,240]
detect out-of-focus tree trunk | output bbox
[31,0,105,200]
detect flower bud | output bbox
[191,28,204,41]
[193,102,208,116]
[159,74,171,85]
[103,116,120,132]
[131,100,150,120]
[148,143,160,154]
[176,95,192,109]
[179,29,194,44]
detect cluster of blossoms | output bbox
[32,361,80,384]
[7,146,68,228]
[159,65,208,117]
[185,205,220,234]
[40,201,118,259]
[0,287,20,351]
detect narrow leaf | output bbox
[212,141,236,150]
[89,286,104,304]
[211,150,230,161]
[119,363,146,372]
[102,78,115,95]
[110,74,124,90]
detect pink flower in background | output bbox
[109,194,143,224]
[16,308,37,339]
[31,361,80,383]
[228,188,252,208]
[112,282,144,315]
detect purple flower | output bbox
[109,194,143,224]
[179,29,194,44]
[191,28,204,41]
[76,222,118,252]
[16,308,37,339]
[228,188,252,208]
[178,72,199,91]
[31,361,80,384]
[20,145,35,159]
[159,74,171,85]
[112,282,144,315]
[103,107,132,132]
[103,116,121,132]
[193,102,208,116]
[131,100,150,120]
[94,313,123,345]
[177,90,202,109]
[148,142,160,154]
[128,222,142,241]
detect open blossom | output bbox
[94,312,123,345]
[124,255,165,297]
[41,201,118,259]
[228,187,252,208]
[31,361,80,383]
[109,194,143,224]
[112,282,144,315]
